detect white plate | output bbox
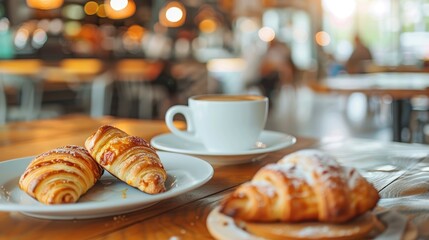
[150,130,296,165]
[0,152,214,220]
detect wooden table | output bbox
[308,73,429,142]
[1,115,429,239]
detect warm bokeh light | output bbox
[26,0,64,10]
[110,0,128,11]
[199,19,217,33]
[159,1,186,28]
[104,0,135,19]
[84,1,99,15]
[315,31,331,46]
[323,0,356,19]
[97,4,107,18]
[126,24,145,40]
[166,7,183,23]
[258,26,275,42]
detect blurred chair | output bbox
[60,58,106,115]
[114,59,165,119]
[0,59,44,122]
[89,71,114,117]
[44,58,113,116]
[409,95,429,143]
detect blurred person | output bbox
[257,38,297,106]
[317,47,345,78]
[345,35,373,74]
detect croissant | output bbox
[84,125,167,194]
[220,149,380,223]
[19,145,103,205]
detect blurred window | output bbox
[323,0,429,66]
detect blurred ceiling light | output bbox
[110,0,128,11]
[97,4,107,18]
[104,0,135,19]
[159,1,186,27]
[49,18,63,35]
[62,4,84,20]
[14,28,30,49]
[37,19,50,31]
[32,28,48,48]
[166,7,183,22]
[26,0,64,10]
[84,1,99,15]
[315,31,331,46]
[322,0,356,19]
[199,19,217,33]
[258,26,275,42]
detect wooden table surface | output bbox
[0,115,429,240]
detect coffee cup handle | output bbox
[165,105,199,143]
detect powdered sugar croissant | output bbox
[19,145,103,205]
[85,125,167,194]
[220,149,380,223]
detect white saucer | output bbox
[150,130,296,165]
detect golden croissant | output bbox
[19,145,103,205]
[220,149,380,223]
[85,125,167,194]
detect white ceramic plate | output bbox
[0,152,214,220]
[150,130,296,165]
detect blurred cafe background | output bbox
[1,0,429,144]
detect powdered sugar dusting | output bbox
[343,167,360,189]
[282,150,353,189]
[263,163,308,188]
[256,149,362,191]
[251,180,276,197]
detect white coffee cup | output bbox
[165,94,268,153]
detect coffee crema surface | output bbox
[194,95,265,101]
